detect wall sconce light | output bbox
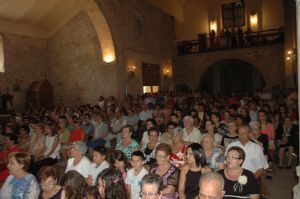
[164,69,170,78]
[286,49,296,61]
[209,20,217,33]
[128,64,136,77]
[103,53,115,63]
[250,13,258,27]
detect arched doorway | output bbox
[200,59,266,96]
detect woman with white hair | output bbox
[182,116,202,144]
[201,134,225,171]
[65,141,91,178]
[170,127,186,168]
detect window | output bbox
[222,0,245,28]
[0,35,4,73]
[143,86,159,94]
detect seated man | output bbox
[198,172,225,199]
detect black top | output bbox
[221,134,239,149]
[144,146,156,165]
[38,188,63,199]
[276,123,299,148]
[219,169,260,199]
[185,169,202,199]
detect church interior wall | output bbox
[0,32,47,110]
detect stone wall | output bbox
[46,1,175,106]
[0,32,47,111]
[47,11,119,106]
[97,0,175,96]
[174,44,285,92]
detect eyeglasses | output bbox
[140,192,159,198]
[155,154,168,158]
[40,182,55,188]
[225,156,241,160]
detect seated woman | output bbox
[151,143,179,199]
[0,152,40,198]
[140,119,161,146]
[97,168,128,199]
[276,116,299,168]
[201,134,225,171]
[160,122,177,145]
[141,127,160,166]
[221,120,239,149]
[60,170,87,199]
[219,146,260,199]
[116,125,139,160]
[69,118,85,143]
[37,166,63,199]
[0,133,21,182]
[29,124,46,161]
[203,120,222,147]
[30,122,61,175]
[65,141,91,178]
[110,150,129,182]
[18,124,31,152]
[170,127,186,168]
[178,143,211,199]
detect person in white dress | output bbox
[65,141,91,178]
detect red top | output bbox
[0,145,21,159]
[70,128,85,142]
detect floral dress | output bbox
[116,139,139,159]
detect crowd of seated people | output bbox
[0,88,298,198]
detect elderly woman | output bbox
[170,127,186,168]
[182,116,202,144]
[151,143,179,199]
[38,166,63,199]
[221,120,239,149]
[219,146,260,199]
[0,153,40,198]
[141,127,160,166]
[116,125,139,160]
[178,143,211,199]
[65,141,91,178]
[201,134,225,171]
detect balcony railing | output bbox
[177,28,284,55]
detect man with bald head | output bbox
[198,172,225,199]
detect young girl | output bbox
[110,150,129,182]
[87,146,110,186]
[97,168,128,199]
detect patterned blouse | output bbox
[205,147,225,171]
[0,174,40,199]
[116,139,139,159]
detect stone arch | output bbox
[197,52,271,88]
[200,59,266,95]
[79,0,115,63]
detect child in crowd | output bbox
[110,150,129,181]
[125,151,148,199]
[97,168,128,199]
[87,146,110,186]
